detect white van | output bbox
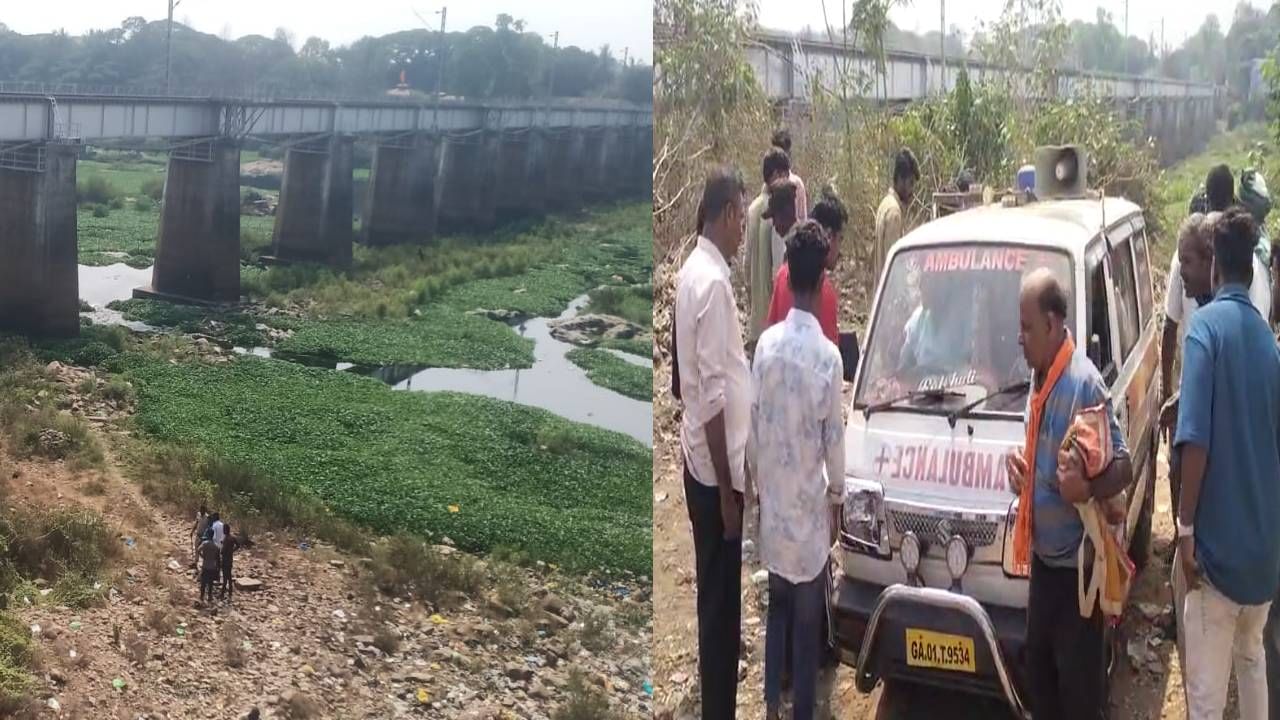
[831,175,1160,717]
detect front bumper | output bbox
[832,575,1030,719]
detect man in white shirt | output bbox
[674,165,751,720]
[749,221,846,720]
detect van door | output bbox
[1104,217,1159,542]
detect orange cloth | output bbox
[1012,335,1076,576]
[1065,405,1134,618]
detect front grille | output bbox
[888,509,999,548]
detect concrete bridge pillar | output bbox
[437,131,500,233]
[361,135,438,246]
[0,142,79,337]
[600,126,632,199]
[494,130,545,222]
[636,124,653,198]
[267,134,354,266]
[544,129,583,212]
[136,138,241,304]
[580,127,610,203]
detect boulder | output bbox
[547,314,645,347]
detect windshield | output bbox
[855,244,1075,414]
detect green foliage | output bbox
[77,174,120,206]
[139,175,165,202]
[0,406,105,469]
[0,614,33,714]
[601,336,652,358]
[654,0,762,143]
[91,204,110,218]
[121,354,651,574]
[565,348,652,401]
[276,311,535,369]
[106,299,266,347]
[369,534,486,606]
[585,284,653,327]
[77,204,157,267]
[0,20,650,105]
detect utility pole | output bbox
[547,31,560,99]
[940,0,946,94]
[165,0,182,94]
[623,46,629,68]
[1123,0,1129,75]
[435,7,448,98]
[1161,17,1165,62]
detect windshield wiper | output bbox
[863,386,966,420]
[945,380,1032,428]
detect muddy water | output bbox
[81,264,652,445]
[376,295,653,446]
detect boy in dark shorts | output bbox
[220,523,239,602]
[198,534,220,604]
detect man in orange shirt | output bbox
[765,191,845,343]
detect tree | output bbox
[273,27,295,51]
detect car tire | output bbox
[875,681,1015,720]
[1128,438,1157,571]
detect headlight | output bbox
[1002,498,1029,578]
[900,531,921,574]
[841,486,886,553]
[946,535,969,580]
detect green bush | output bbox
[77,175,119,206]
[133,197,153,212]
[101,377,134,403]
[369,534,485,606]
[108,196,125,210]
[140,176,165,202]
[91,204,109,218]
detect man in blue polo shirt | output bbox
[1175,206,1280,720]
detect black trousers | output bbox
[685,463,743,720]
[1026,555,1107,720]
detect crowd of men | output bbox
[191,504,240,605]
[672,126,1280,720]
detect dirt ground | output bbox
[3,362,652,719]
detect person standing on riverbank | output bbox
[675,165,751,720]
[770,129,808,223]
[765,189,845,343]
[198,534,221,605]
[749,220,845,720]
[220,523,239,602]
[748,148,797,340]
[873,149,919,283]
[191,505,210,570]
[1176,208,1280,720]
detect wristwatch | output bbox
[1176,518,1195,539]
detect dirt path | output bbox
[6,365,652,720]
[653,345,1194,719]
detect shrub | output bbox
[369,534,485,606]
[91,204,109,219]
[1,407,104,469]
[108,197,125,210]
[133,197,153,212]
[140,176,164,202]
[552,669,618,720]
[101,377,134,404]
[77,175,119,206]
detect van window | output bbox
[1132,225,1154,325]
[1109,237,1141,360]
[1086,255,1117,383]
[854,244,1074,414]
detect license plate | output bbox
[905,628,976,673]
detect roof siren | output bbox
[1033,145,1088,200]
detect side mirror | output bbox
[1087,333,1103,371]
[839,331,860,383]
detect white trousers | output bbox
[1178,550,1271,720]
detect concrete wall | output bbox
[361,137,438,246]
[0,143,79,336]
[141,139,242,303]
[437,132,500,233]
[270,135,354,266]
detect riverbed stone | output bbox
[547,314,643,347]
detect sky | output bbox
[758,0,1270,55]
[0,0,653,63]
